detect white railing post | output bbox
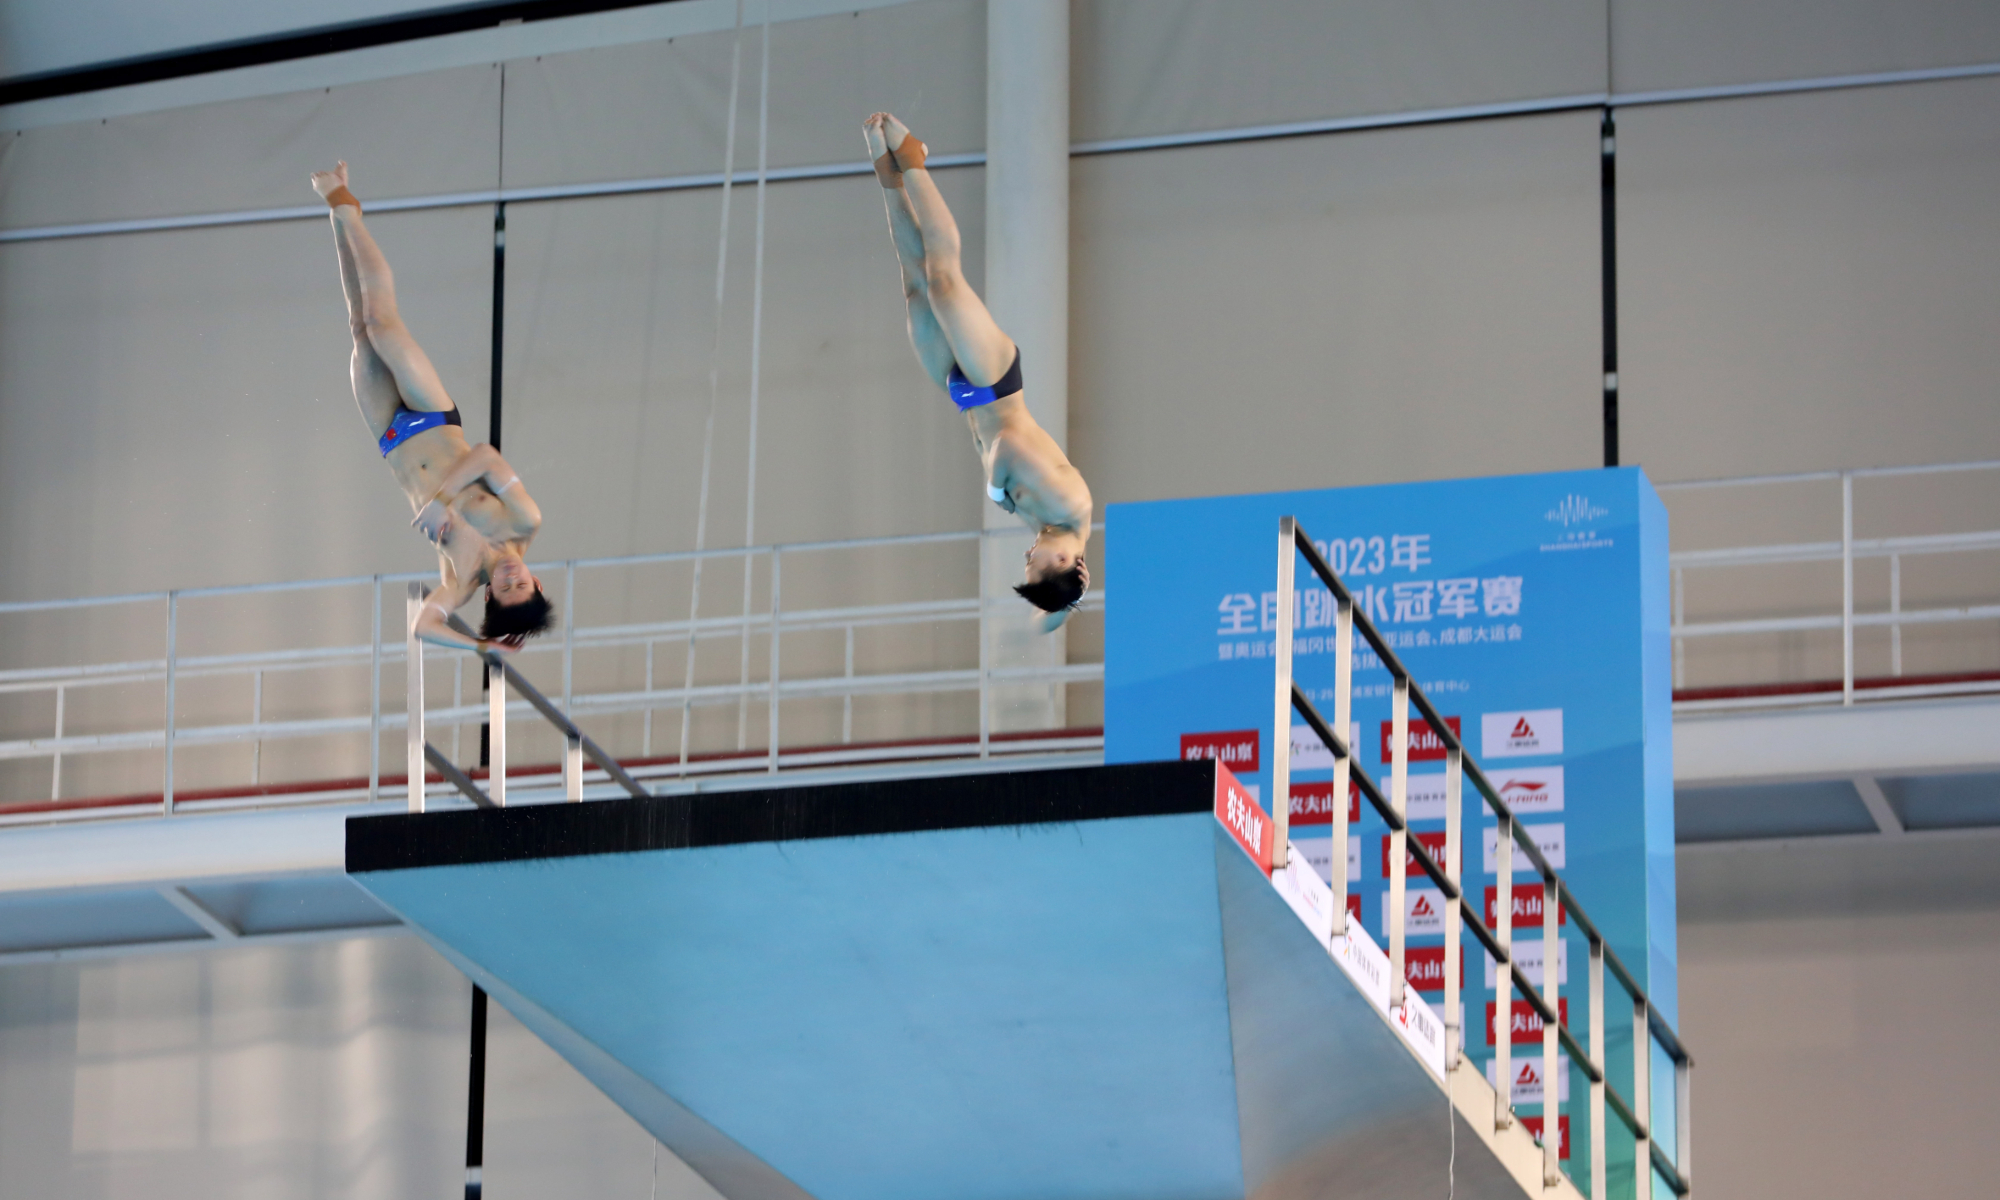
[1671,566,1685,691]
[768,547,781,773]
[563,560,577,713]
[1890,553,1903,677]
[369,575,383,801]
[1633,999,1652,1196]
[1495,811,1514,1129]
[1388,677,1409,1010]
[1589,937,1607,1200]
[1542,876,1561,1185]
[1271,518,1296,870]
[1676,1056,1694,1199]
[1841,471,1854,705]
[642,639,655,757]
[487,660,507,807]
[50,686,65,801]
[978,538,991,760]
[406,584,426,813]
[1329,592,1354,937]
[565,735,583,801]
[1443,746,1462,1066]
[842,625,856,744]
[250,670,263,786]
[163,591,178,815]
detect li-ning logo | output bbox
[1544,494,1609,526]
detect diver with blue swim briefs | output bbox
[865,112,1093,629]
[312,161,551,656]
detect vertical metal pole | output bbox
[50,686,64,801]
[562,560,576,712]
[1842,472,1854,706]
[565,735,583,801]
[842,625,855,745]
[163,592,178,815]
[642,639,655,757]
[1601,107,1620,468]
[465,983,489,1200]
[978,536,991,760]
[1495,812,1514,1129]
[1676,1057,1693,1198]
[1890,553,1903,677]
[1443,746,1463,1065]
[250,670,263,786]
[487,660,507,807]
[1671,566,1685,691]
[768,548,781,773]
[1388,676,1409,1009]
[1589,938,1607,1200]
[370,575,383,801]
[1543,877,1562,1186]
[452,657,464,764]
[407,584,426,814]
[1271,517,1296,869]
[1330,594,1354,936]
[1633,999,1652,1199]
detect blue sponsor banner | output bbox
[1105,467,1676,1100]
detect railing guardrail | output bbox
[1274,515,1693,1199]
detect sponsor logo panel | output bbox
[1483,823,1566,874]
[1484,939,1569,988]
[1486,1055,1572,1104]
[1483,885,1566,928]
[1290,722,1363,769]
[1490,766,1564,814]
[1380,831,1450,877]
[1377,716,1462,764]
[1183,729,1258,771]
[1480,708,1563,758]
[1290,835,1361,885]
[1381,888,1446,937]
[1288,781,1359,827]
[1404,946,1466,993]
[1213,765,1271,871]
[1486,998,1571,1046]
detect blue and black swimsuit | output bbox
[378,403,461,456]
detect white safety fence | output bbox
[1270,515,1691,1200]
[0,526,1104,823]
[1664,459,2000,712]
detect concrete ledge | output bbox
[1675,694,2000,786]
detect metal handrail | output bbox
[0,523,1101,816]
[1663,458,2000,709]
[1274,515,1693,1199]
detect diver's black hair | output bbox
[479,585,555,641]
[1013,563,1087,614]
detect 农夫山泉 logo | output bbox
[1484,885,1567,928]
[1518,1115,1571,1159]
[1288,780,1359,826]
[1403,945,1466,992]
[1379,831,1450,877]
[1377,716,1461,763]
[1486,998,1570,1045]
[1213,765,1272,871]
[1480,709,1563,758]
[1182,729,1258,772]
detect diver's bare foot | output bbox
[311,161,356,207]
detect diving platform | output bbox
[346,760,1574,1200]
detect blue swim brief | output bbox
[378,404,462,456]
[946,348,1024,412]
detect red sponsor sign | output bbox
[1213,764,1272,872]
[1182,729,1258,772]
[1404,946,1465,992]
[1380,831,1449,877]
[1486,998,1570,1045]
[1289,780,1360,826]
[1347,893,1362,922]
[1483,885,1567,928]
[1376,716,1461,763]
[1518,1115,1571,1159]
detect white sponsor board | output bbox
[1481,708,1564,758]
[1290,722,1363,769]
[1333,924,1392,1013]
[1271,851,1336,945]
[1487,766,1564,815]
[1381,887,1448,937]
[1483,938,1570,987]
[1486,1054,1572,1104]
[1392,988,1448,1079]
[1483,823,1566,874]
[1291,835,1361,885]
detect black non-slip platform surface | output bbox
[347,760,1215,873]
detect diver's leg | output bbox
[868,113,1016,389]
[313,164,456,415]
[319,186,402,435]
